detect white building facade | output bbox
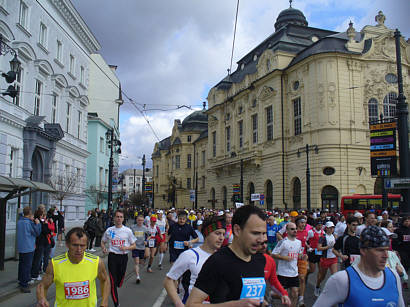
[0,0,100,258]
[121,168,153,197]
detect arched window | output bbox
[222,186,227,210]
[265,180,273,210]
[368,98,378,123]
[292,178,301,209]
[248,182,255,205]
[383,92,398,120]
[210,188,216,209]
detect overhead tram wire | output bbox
[229,0,240,74]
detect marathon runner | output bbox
[313,225,405,306]
[146,215,162,273]
[156,210,168,270]
[272,222,303,307]
[266,215,280,253]
[101,209,136,307]
[36,227,109,307]
[295,217,310,307]
[186,205,267,307]
[332,216,360,271]
[306,219,324,295]
[164,215,226,306]
[168,210,198,263]
[315,221,337,296]
[130,214,150,284]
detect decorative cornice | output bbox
[0,109,25,129]
[50,0,101,53]
[57,139,90,158]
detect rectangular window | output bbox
[13,68,23,106]
[77,111,82,138]
[187,154,192,168]
[202,176,206,189]
[238,121,243,148]
[175,155,180,169]
[187,178,191,189]
[187,135,191,142]
[52,94,58,123]
[100,137,104,153]
[293,97,302,135]
[66,103,71,133]
[226,126,231,152]
[201,150,206,166]
[9,148,17,177]
[105,169,108,187]
[19,1,28,29]
[99,167,103,187]
[156,165,159,177]
[212,131,216,157]
[34,80,42,116]
[65,164,70,178]
[252,114,258,144]
[56,40,62,62]
[69,54,75,75]
[80,66,85,84]
[266,106,273,141]
[39,22,47,46]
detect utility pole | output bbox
[240,159,244,203]
[133,168,136,194]
[394,29,410,215]
[142,154,146,206]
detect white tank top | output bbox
[156,218,167,234]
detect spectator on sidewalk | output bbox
[95,211,105,247]
[84,210,98,252]
[46,210,57,258]
[31,208,52,281]
[56,210,65,247]
[17,206,41,293]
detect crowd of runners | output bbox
[33,205,409,306]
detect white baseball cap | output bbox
[381,227,398,238]
[325,221,335,228]
[354,212,363,218]
[197,220,203,226]
[284,213,290,217]
[157,210,163,214]
[382,210,389,215]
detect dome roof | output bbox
[274,7,308,32]
[182,110,207,126]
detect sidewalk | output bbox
[0,237,105,303]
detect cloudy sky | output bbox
[70,0,410,171]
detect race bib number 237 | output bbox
[240,277,266,303]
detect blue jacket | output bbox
[17,216,41,253]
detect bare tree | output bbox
[48,173,79,210]
[85,185,105,210]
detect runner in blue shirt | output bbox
[267,215,280,253]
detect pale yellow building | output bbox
[153,8,410,211]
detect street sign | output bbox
[260,194,265,200]
[145,182,152,192]
[251,193,260,201]
[385,177,410,189]
[233,184,240,194]
[369,120,397,177]
[260,200,264,205]
[190,190,195,202]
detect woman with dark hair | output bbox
[31,208,52,281]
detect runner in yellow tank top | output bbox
[36,227,109,307]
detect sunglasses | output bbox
[288,228,297,230]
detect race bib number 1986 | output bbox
[240,277,266,303]
[64,280,90,300]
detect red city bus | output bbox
[340,194,401,216]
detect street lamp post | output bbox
[0,35,21,98]
[297,144,318,211]
[394,29,410,216]
[106,129,121,209]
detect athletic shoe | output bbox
[28,279,35,285]
[147,267,153,273]
[89,248,96,252]
[314,287,321,297]
[158,264,162,270]
[36,275,42,281]
[136,278,140,284]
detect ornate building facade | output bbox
[153,8,410,210]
